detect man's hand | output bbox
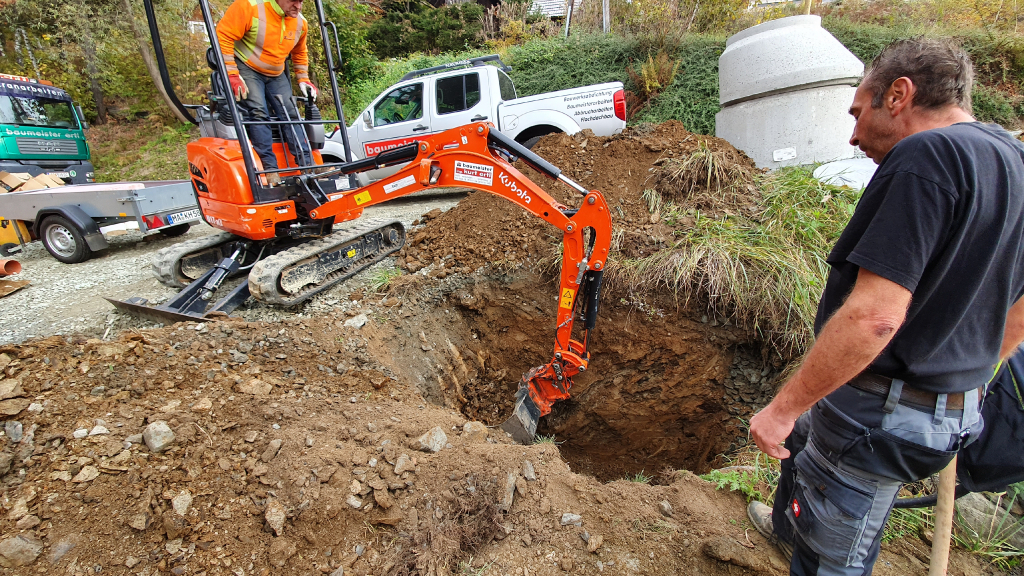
[750,404,795,459]
[229,74,248,101]
[299,81,318,101]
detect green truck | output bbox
[0,73,95,184]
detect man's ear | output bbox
[887,77,915,117]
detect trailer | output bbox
[0,180,200,263]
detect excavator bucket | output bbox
[500,386,542,444]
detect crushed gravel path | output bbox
[0,191,463,344]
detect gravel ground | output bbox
[0,191,463,344]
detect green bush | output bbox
[504,33,724,134]
[504,33,635,95]
[633,36,724,135]
[972,84,1019,126]
[367,0,484,59]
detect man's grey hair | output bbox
[864,38,974,113]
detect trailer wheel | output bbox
[159,223,191,238]
[0,243,20,257]
[40,215,92,264]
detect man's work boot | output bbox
[747,501,793,562]
[265,173,282,187]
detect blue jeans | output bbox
[773,382,982,575]
[236,60,312,171]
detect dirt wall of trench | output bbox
[371,271,772,482]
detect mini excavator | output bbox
[109,0,613,441]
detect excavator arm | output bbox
[308,123,612,442]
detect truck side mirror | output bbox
[363,111,372,128]
[75,105,89,129]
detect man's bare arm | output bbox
[1000,296,1024,360]
[750,268,911,459]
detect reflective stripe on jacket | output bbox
[216,0,309,81]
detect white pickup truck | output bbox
[321,55,626,184]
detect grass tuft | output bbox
[533,434,560,445]
[605,166,859,360]
[368,265,403,293]
[627,470,653,484]
[953,491,1024,569]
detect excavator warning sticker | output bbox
[354,191,372,205]
[559,288,576,309]
[384,175,416,194]
[453,161,493,186]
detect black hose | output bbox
[892,485,970,508]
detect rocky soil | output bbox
[0,122,1009,576]
[0,194,463,346]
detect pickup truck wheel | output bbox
[522,136,544,150]
[159,223,191,238]
[41,215,92,264]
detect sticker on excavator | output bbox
[354,191,372,205]
[559,288,575,309]
[453,161,493,186]
[384,175,416,194]
[346,248,356,258]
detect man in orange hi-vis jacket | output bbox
[217,0,316,186]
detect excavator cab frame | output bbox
[141,0,357,193]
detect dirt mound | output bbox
[0,291,997,576]
[398,121,762,271]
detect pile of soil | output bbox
[397,120,762,272]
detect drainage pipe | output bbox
[0,259,21,276]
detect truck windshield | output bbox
[0,95,78,129]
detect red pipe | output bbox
[0,259,22,276]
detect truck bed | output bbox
[0,180,196,225]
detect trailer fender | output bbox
[33,205,109,252]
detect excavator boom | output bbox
[306,123,612,441]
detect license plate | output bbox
[165,209,201,225]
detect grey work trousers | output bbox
[236,60,312,171]
[772,382,982,575]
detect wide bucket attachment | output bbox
[500,386,541,444]
[106,266,251,324]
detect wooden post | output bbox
[804,0,812,15]
[928,455,958,576]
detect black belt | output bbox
[847,372,966,410]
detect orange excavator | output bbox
[110,0,613,441]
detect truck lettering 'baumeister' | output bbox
[0,73,95,185]
[320,55,627,186]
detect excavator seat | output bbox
[199,47,324,152]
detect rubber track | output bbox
[151,232,238,288]
[248,218,405,307]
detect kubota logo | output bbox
[498,172,531,204]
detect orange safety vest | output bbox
[216,0,309,82]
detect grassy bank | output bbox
[88,122,196,182]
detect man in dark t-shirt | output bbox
[744,39,1024,576]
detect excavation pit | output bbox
[378,121,780,481]
[380,271,780,482]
